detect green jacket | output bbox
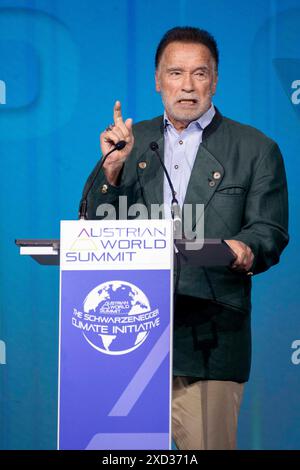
[83,109,289,382]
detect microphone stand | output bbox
[149,142,182,238]
[149,141,182,308]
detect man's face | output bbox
[155,41,218,129]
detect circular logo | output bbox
[73,280,160,356]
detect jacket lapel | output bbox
[183,144,224,230]
[184,145,224,206]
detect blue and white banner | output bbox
[58,220,173,450]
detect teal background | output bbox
[0,0,299,449]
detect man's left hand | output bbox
[224,239,254,273]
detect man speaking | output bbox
[81,27,289,450]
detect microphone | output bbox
[149,141,182,236]
[78,140,126,220]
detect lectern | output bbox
[16,219,234,450]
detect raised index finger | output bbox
[113,100,123,125]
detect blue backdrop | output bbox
[0,0,299,450]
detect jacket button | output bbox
[101,184,108,194]
[138,161,147,169]
[208,180,216,187]
[213,171,221,180]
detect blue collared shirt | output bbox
[163,104,215,210]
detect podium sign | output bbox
[58,220,173,450]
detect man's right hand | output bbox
[100,100,134,185]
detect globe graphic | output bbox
[82,280,152,355]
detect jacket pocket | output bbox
[215,184,246,196]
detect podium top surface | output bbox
[15,239,59,247]
[15,239,60,265]
[174,239,235,267]
[15,238,235,267]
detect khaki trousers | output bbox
[172,377,244,450]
